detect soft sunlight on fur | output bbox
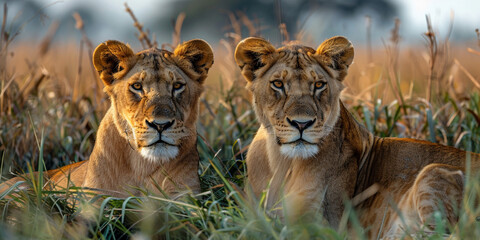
[3,4,480,239]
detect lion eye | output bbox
[271,80,284,89]
[173,82,185,91]
[131,82,142,91]
[314,81,326,90]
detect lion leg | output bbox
[411,163,464,230]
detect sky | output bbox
[5,0,480,46]
[400,0,480,40]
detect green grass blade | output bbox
[426,108,436,143]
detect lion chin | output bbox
[140,143,179,163]
[280,142,319,159]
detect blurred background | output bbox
[3,0,480,47]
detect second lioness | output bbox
[235,36,480,238]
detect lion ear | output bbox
[93,40,135,85]
[234,37,276,82]
[315,36,354,81]
[173,39,214,84]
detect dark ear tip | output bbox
[104,40,122,45]
[175,39,213,56]
[239,37,269,44]
[173,39,214,83]
[234,37,275,67]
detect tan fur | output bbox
[235,36,480,238]
[1,39,214,197]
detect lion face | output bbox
[235,37,354,159]
[93,40,213,163]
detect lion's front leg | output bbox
[282,175,348,229]
[282,185,330,224]
[146,159,201,197]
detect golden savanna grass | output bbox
[1,3,480,239]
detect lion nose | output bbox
[146,119,175,133]
[287,118,316,133]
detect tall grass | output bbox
[1,3,480,239]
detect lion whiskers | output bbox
[276,123,339,159]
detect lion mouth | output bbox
[145,138,177,148]
[140,139,180,163]
[279,138,319,159]
[284,138,314,145]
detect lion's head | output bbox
[235,36,353,159]
[93,39,213,163]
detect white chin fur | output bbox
[280,143,318,159]
[140,144,179,163]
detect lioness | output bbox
[235,36,480,238]
[1,39,213,197]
